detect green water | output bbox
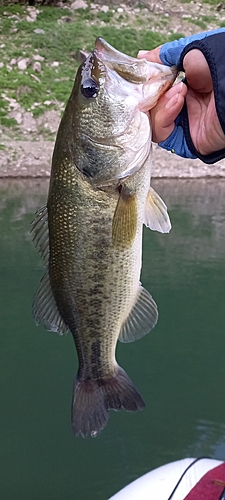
[1,178,225,500]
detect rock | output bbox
[33,54,45,62]
[16,86,32,98]
[9,58,17,65]
[51,61,59,67]
[26,8,38,22]
[21,112,37,133]
[37,110,60,134]
[33,61,42,72]
[11,111,23,125]
[1,94,17,106]
[117,7,123,12]
[0,62,4,68]
[101,5,109,12]
[17,59,29,70]
[70,0,88,10]
[216,2,225,10]
[8,104,37,133]
[31,73,41,83]
[34,29,45,34]
[26,15,36,22]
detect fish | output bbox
[31,38,177,438]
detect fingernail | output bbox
[176,81,184,93]
[138,50,149,57]
[166,95,178,109]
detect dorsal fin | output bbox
[31,205,49,264]
[32,272,69,335]
[144,187,171,233]
[119,285,158,343]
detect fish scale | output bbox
[48,165,141,360]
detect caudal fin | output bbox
[71,366,145,438]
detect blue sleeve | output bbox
[160,29,225,67]
[158,29,225,163]
[159,121,197,160]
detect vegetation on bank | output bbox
[0,1,224,133]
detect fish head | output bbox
[65,38,177,186]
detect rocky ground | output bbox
[1,0,225,178]
[1,122,225,178]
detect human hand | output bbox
[138,47,225,156]
[137,29,225,162]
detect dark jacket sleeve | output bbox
[178,32,225,164]
[158,29,225,163]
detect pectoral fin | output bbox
[32,272,69,335]
[144,187,171,233]
[112,187,138,249]
[119,285,158,343]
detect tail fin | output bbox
[71,366,145,438]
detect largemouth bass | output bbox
[31,38,177,438]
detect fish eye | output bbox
[81,78,99,99]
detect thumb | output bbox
[137,46,162,64]
[183,50,213,93]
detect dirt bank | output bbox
[1,130,225,178]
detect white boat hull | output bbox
[109,458,223,500]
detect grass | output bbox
[190,14,217,30]
[0,2,223,133]
[0,4,170,127]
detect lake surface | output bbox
[1,178,225,500]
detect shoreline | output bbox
[1,138,225,178]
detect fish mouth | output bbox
[94,37,140,66]
[93,38,177,112]
[94,37,177,85]
[77,39,177,186]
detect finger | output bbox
[137,46,162,64]
[151,82,187,142]
[153,94,185,142]
[159,80,187,102]
[183,49,213,93]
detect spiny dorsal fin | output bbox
[112,186,137,250]
[119,285,158,343]
[31,205,49,264]
[32,272,68,335]
[144,187,171,233]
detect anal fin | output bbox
[119,285,158,343]
[32,272,68,335]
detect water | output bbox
[1,178,225,499]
